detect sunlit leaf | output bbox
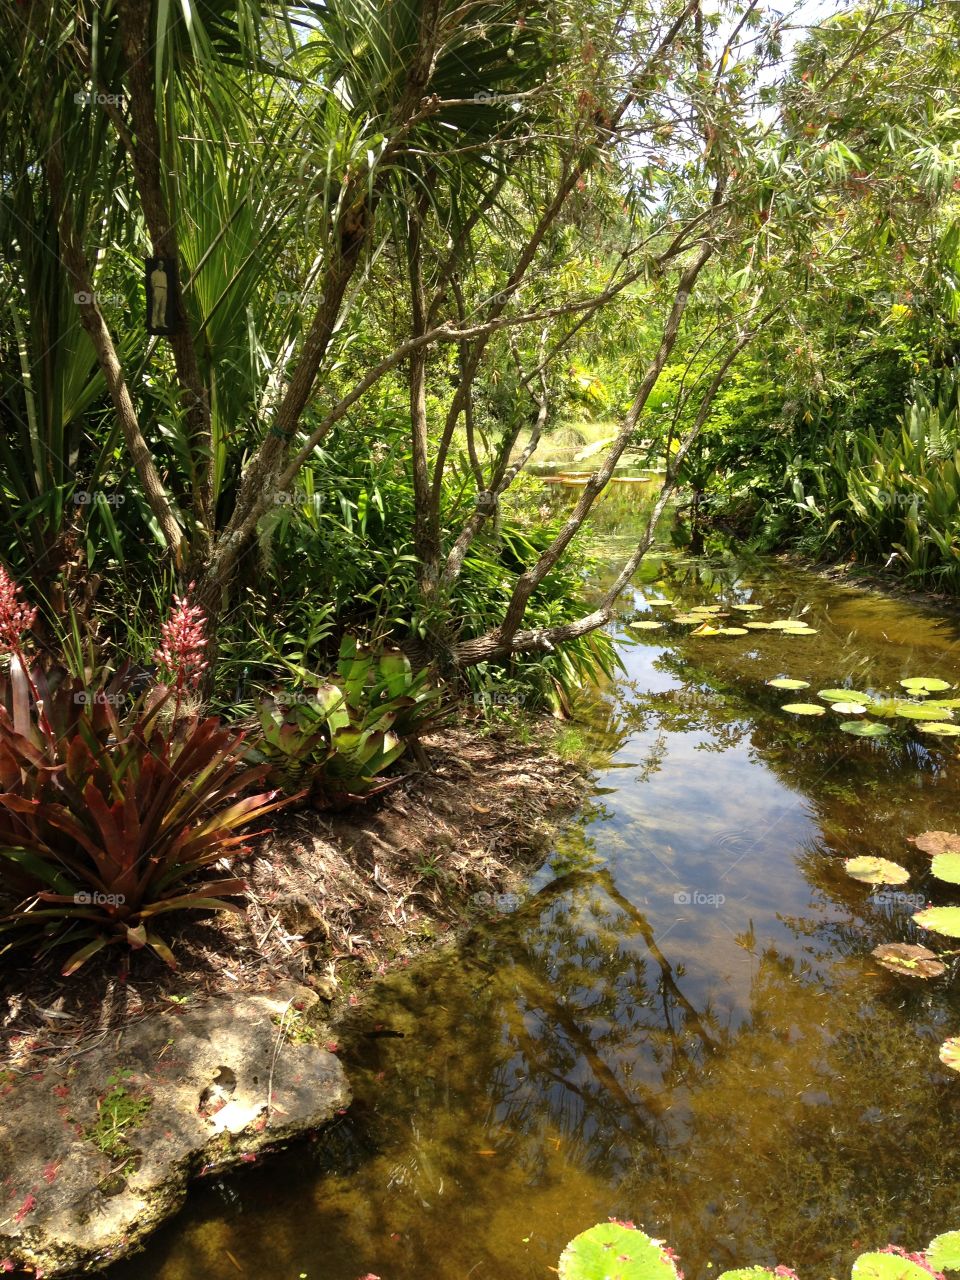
[913,906,960,937]
[781,703,826,716]
[919,723,960,736]
[900,677,951,695]
[831,702,867,715]
[853,1253,942,1280]
[557,1223,681,1280]
[817,689,871,703]
[844,856,910,885]
[938,1039,960,1074]
[927,1231,960,1270]
[840,721,892,737]
[628,620,665,631]
[766,678,810,690]
[931,852,960,885]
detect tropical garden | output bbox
[2,0,960,1276]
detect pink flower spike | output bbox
[153,583,209,691]
[0,564,37,656]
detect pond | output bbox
[107,480,960,1280]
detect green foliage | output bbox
[0,658,286,974]
[249,636,448,807]
[86,1069,152,1160]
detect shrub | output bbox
[0,579,287,975]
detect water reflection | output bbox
[108,494,960,1280]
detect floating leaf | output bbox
[744,622,775,630]
[817,689,871,703]
[690,624,721,636]
[840,721,892,737]
[557,1223,681,1280]
[938,1039,960,1074]
[691,605,724,614]
[900,677,951,695]
[932,853,960,885]
[768,620,804,629]
[672,613,705,624]
[866,699,902,719]
[781,703,826,716]
[913,906,960,937]
[732,604,765,612]
[853,1253,942,1280]
[894,702,954,721]
[766,678,810,690]
[629,620,665,631]
[844,856,910,885]
[831,702,867,715]
[909,832,960,857]
[872,944,946,979]
[783,627,817,636]
[927,1231,960,1271]
[716,627,749,636]
[919,723,960,737]
[647,600,674,608]
[928,698,960,709]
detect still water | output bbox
[110,484,960,1280]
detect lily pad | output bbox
[717,1271,780,1280]
[817,689,871,704]
[893,702,954,721]
[558,1223,681,1280]
[768,619,805,630]
[690,624,721,636]
[766,678,810,690]
[781,703,826,716]
[744,621,775,630]
[900,677,951,695]
[913,906,960,937]
[844,856,910,885]
[853,1254,941,1280]
[782,627,818,636]
[909,831,960,857]
[629,620,665,631]
[840,720,892,737]
[931,852,960,885]
[938,1038,960,1074]
[672,613,705,624]
[866,699,902,718]
[647,600,674,608]
[918,722,960,736]
[716,627,749,636]
[927,1231,960,1272]
[691,605,724,614]
[872,943,946,979]
[732,604,765,612]
[831,702,868,715]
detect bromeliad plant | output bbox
[250,636,449,808]
[0,577,287,974]
[557,1221,960,1280]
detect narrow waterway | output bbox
[109,481,960,1280]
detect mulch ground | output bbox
[0,722,585,1075]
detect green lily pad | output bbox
[817,689,871,703]
[691,605,724,614]
[629,620,665,631]
[900,677,951,695]
[672,613,705,624]
[647,600,674,607]
[766,678,810,690]
[831,702,867,715]
[732,604,765,612]
[782,627,817,636]
[894,702,954,721]
[918,722,960,736]
[557,1223,681,1280]
[938,1039,960,1074]
[866,698,901,718]
[928,698,960,709]
[744,621,775,630]
[840,720,892,737]
[844,856,910,885]
[716,627,749,636]
[909,831,960,856]
[872,943,946,979]
[927,1231,960,1272]
[781,703,826,716]
[853,1254,940,1280]
[913,906,960,937]
[931,852,960,885]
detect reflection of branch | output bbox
[523,869,722,1055]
